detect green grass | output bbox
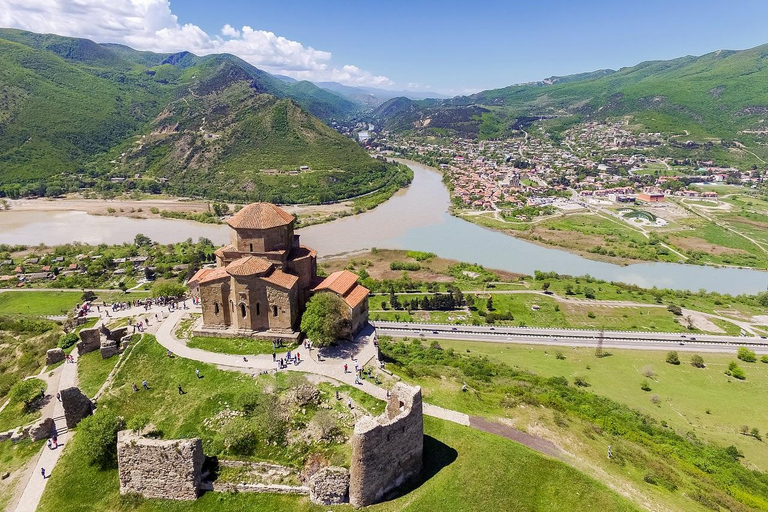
[186,336,298,356]
[0,377,46,431]
[0,438,45,510]
[77,348,122,398]
[404,339,768,472]
[37,415,638,512]
[0,291,80,316]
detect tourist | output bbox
[142,380,149,390]
[41,468,46,479]
[195,369,201,379]
[344,363,348,373]
[132,382,138,392]
[347,398,353,409]
[272,352,276,362]
[355,374,361,385]
[56,392,61,402]
[178,384,185,395]
[47,439,52,450]
[40,387,45,398]
[296,352,300,362]
[52,435,57,448]
[386,389,391,399]
[242,356,248,363]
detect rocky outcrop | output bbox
[309,466,349,505]
[28,417,54,441]
[60,386,93,428]
[46,348,65,365]
[100,339,119,359]
[349,383,423,508]
[117,431,204,500]
[77,327,101,355]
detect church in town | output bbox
[188,202,369,341]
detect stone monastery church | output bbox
[189,202,369,340]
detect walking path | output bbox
[12,348,79,512]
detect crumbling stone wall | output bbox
[100,339,119,359]
[117,431,204,500]
[77,327,101,355]
[60,387,93,428]
[349,383,423,507]
[46,348,65,365]
[309,466,349,505]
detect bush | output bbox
[127,413,151,433]
[8,378,45,410]
[726,361,746,380]
[390,261,420,271]
[59,332,79,349]
[219,417,259,455]
[737,347,757,363]
[667,304,683,316]
[151,281,187,298]
[587,311,596,319]
[77,412,125,469]
[690,354,705,368]
[665,351,680,365]
[81,290,97,302]
[573,376,590,387]
[761,355,768,364]
[640,380,652,392]
[555,351,566,360]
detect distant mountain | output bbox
[373,44,768,153]
[0,28,398,203]
[313,82,449,107]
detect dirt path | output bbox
[468,416,563,459]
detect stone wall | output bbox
[77,327,101,355]
[309,466,349,505]
[117,431,204,500]
[60,387,93,428]
[46,348,65,365]
[349,383,423,508]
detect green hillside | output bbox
[0,29,384,202]
[375,43,768,159]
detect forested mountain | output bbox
[0,28,396,203]
[374,43,768,146]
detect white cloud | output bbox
[0,0,393,87]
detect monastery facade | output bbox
[189,203,369,341]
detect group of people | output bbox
[273,349,301,369]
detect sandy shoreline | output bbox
[7,197,353,221]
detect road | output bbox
[371,321,768,354]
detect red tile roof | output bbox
[262,269,299,290]
[187,268,212,285]
[214,244,236,256]
[226,203,295,230]
[344,284,370,309]
[313,270,358,296]
[198,267,229,284]
[225,256,272,277]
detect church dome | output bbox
[226,202,295,230]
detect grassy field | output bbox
[398,338,768,472]
[77,348,121,398]
[186,336,298,356]
[0,291,81,316]
[0,378,47,432]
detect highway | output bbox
[371,321,768,354]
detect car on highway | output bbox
[451,327,458,331]
[690,337,697,341]
[432,331,439,334]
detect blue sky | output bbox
[170,0,768,93]
[2,0,768,94]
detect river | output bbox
[0,161,766,294]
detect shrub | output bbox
[127,413,151,433]
[667,304,683,316]
[690,354,705,368]
[650,395,661,405]
[665,351,680,365]
[59,332,79,349]
[8,379,45,411]
[151,281,186,298]
[587,311,596,319]
[642,365,655,378]
[219,417,259,455]
[726,361,746,380]
[761,355,768,363]
[81,290,97,302]
[555,351,566,360]
[390,261,420,271]
[573,376,590,387]
[640,380,652,392]
[737,347,757,363]
[751,427,762,441]
[77,412,125,469]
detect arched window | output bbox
[240,303,247,318]
[230,300,234,312]
[214,302,220,315]
[272,305,278,317]
[249,243,253,252]
[256,303,260,316]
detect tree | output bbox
[300,292,351,347]
[8,379,44,411]
[541,282,550,291]
[78,412,125,469]
[151,281,186,298]
[144,266,156,282]
[486,295,494,311]
[666,351,680,365]
[81,290,97,302]
[133,233,152,247]
[690,354,705,368]
[59,332,79,349]
[737,347,757,363]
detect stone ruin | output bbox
[117,431,205,500]
[60,386,94,428]
[77,324,133,359]
[349,383,423,507]
[45,348,65,365]
[111,383,423,507]
[309,466,350,505]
